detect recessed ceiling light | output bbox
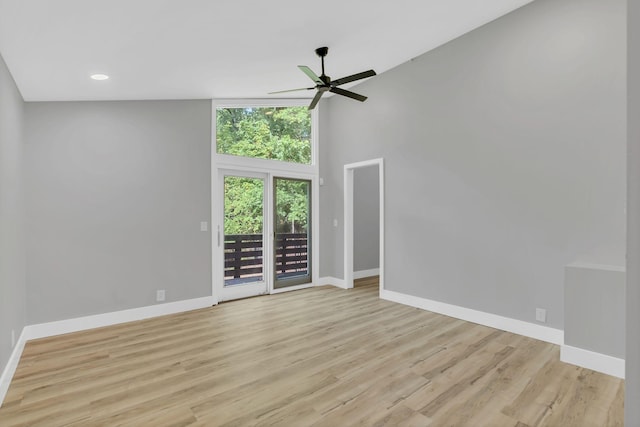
[90,74,109,81]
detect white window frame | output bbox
[211,99,320,303]
[213,99,319,174]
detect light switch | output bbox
[319,178,324,186]
[200,221,208,231]
[333,219,338,227]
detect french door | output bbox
[274,177,311,289]
[218,170,269,301]
[216,171,312,301]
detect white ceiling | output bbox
[0,0,533,102]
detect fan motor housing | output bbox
[315,47,329,57]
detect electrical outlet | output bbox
[333,219,338,227]
[11,329,15,348]
[200,221,208,232]
[157,290,166,302]
[536,308,547,323]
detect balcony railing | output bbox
[224,233,308,283]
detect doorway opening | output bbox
[343,158,384,293]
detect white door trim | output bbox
[344,158,385,294]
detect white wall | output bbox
[24,100,212,324]
[320,0,626,329]
[0,53,26,371]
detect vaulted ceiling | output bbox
[0,0,533,101]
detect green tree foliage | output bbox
[224,177,264,235]
[218,107,311,235]
[217,107,311,163]
[275,179,309,234]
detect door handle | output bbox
[217,225,221,247]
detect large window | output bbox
[216,106,311,164]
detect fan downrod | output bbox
[315,47,329,83]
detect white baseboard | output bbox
[353,268,380,280]
[561,345,625,379]
[0,328,28,407]
[319,273,380,289]
[383,286,621,378]
[24,296,215,340]
[318,276,347,289]
[1,288,623,411]
[380,289,564,345]
[0,296,215,408]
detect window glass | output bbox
[216,107,312,164]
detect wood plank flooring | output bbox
[0,277,624,426]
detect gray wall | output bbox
[25,100,212,324]
[353,166,379,272]
[320,0,626,329]
[627,0,640,422]
[318,100,340,278]
[0,54,26,371]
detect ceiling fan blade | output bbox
[298,65,323,84]
[329,87,367,102]
[268,87,315,94]
[308,91,323,110]
[331,70,376,86]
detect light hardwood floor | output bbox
[0,277,624,426]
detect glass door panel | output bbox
[274,178,311,289]
[220,172,268,301]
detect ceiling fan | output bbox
[270,47,376,110]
